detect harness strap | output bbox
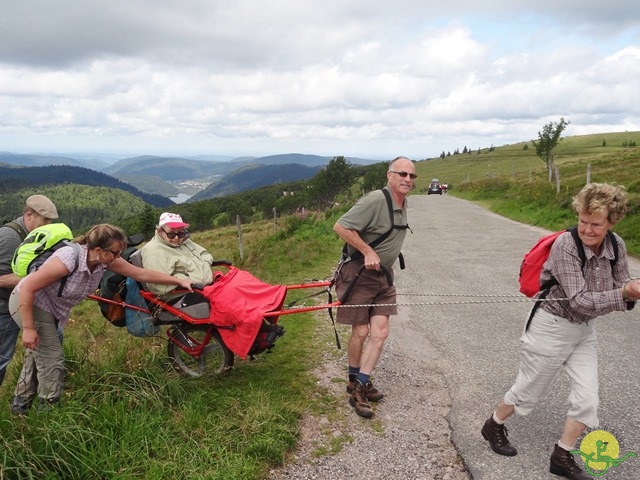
[326,289,341,350]
[341,189,410,268]
[1,221,27,240]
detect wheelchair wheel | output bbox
[167,324,233,377]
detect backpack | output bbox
[97,244,140,327]
[518,227,618,298]
[520,227,618,331]
[11,223,81,297]
[0,221,28,301]
[124,276,160,337]
[247,320,285,357]
[341,188,411,270]
[2,221,27,241]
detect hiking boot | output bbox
[549,444,590,480]
[346,381,384,402]
[349,381,374,418]
[10,395,33,416]
[35,397,61,412]
[481,416,517,456]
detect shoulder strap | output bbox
[2,221,27,241]
[567,227,587,269]
[381,188,410,232]
[607,230,618,266]
[367,189,395,250]
[382,188,394,227]
[341,189,406,262]
[57,242,81,297]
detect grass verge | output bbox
[0,212,347,480]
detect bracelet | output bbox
[622,282,629,301]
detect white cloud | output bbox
[0,0,639,159]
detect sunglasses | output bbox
[103,247,122,257]
[163,229,189,239]
[389,170,417,179]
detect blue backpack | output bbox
[124,277,160,337]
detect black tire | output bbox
[167,324,234,377]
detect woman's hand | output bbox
[624,279,640,301]
[22,327,39,350]
[177,278,194,292]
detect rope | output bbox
[288,297,570,309]
[397,292,523,298]
[288,292,574,309]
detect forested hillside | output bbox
[0,165,172,207]
[1,184,150,233]
[0,156,369,236]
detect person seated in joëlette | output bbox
[139,212,214,298]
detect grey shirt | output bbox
[0,216,27,313]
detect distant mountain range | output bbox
[0,151,378,203]
[190,163,322,201]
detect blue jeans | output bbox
[0,310,20,387]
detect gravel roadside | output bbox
[269,319,472,480]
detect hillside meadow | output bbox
[0,212,351,480]
[413,130,640,256]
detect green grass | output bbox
[0,214,346,480]
[414,131,640,192]
[416,131,640,256]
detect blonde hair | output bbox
[572,183,628,225]
[74,224,127,249]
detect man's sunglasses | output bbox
[389,170,417,179]
[163,229,189,239]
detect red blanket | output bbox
[202,267,287,359]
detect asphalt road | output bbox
[393,193,640,479]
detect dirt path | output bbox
[269,309,471,480]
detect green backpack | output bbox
[11,223,80,296]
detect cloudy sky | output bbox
[1,1,639,160]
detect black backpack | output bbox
[97,234,144,327]
[0,221,28,301]
[2,220,27,240]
